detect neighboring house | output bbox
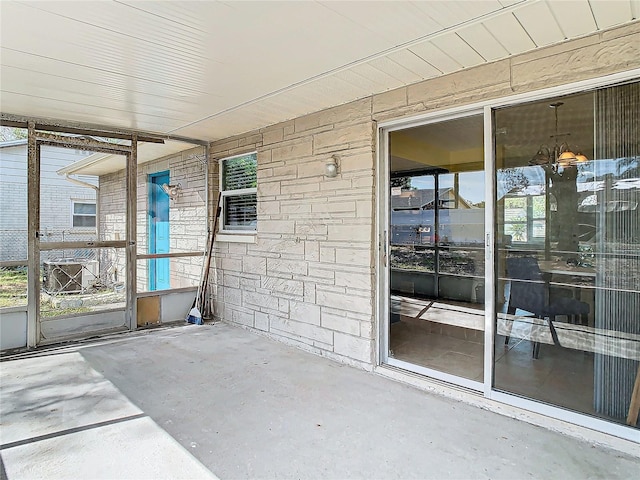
[0,140,96,263]
[391,188,474,211]
[391,188,482,245]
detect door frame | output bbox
[375,68,640,442]
[377,107,487,392]
[27,127,137,346]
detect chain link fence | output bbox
[0,228,99,263]
[0,229,126,314]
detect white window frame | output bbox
[70,199,97,229]
[218,152,257,235]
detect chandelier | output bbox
[530,101,588,169]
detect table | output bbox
[538,260,596,278]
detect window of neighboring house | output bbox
[503,195,545,242]
[71,200,96,228]
[219,152,257,233]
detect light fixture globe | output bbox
[575,152,588,163]
[557,145,577,166]
[161,183,182,200]
[530,102,587,170]
[325,155,339,178]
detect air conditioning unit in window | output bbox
[43,259,99,294]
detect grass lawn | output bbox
[41,306,91,318]
[0,268,90,316]
[0,268,27,308]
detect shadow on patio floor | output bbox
[1,323,638,479]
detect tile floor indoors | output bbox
[390,311,606,421]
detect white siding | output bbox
[0,143,95,261]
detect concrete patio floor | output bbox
[1,323,638,480]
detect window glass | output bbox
[493,83,640,431]
[74,202,96,215]
[388,114,485,383]
[220,153,257,232]
[72,201,96,228]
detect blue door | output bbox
[149,171,170,290]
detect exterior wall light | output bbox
[325,155,339,178]
[161,183,182,200]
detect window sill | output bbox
[215,233,256,244]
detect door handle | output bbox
[382,231,388,267]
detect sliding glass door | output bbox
[493,83,639,430]
[386,113,486,387]
[381,79,639,433]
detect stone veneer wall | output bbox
[210,100,376,368]
[207,24,639,370]
[99,146,207,291]
[99,169,127,286]
[135,147,208,291]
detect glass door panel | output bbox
[493,84,639,430]
[388,114,485,383]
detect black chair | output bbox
[505,256,589,358]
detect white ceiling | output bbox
[1,0,638,142]
[56,139,199,176]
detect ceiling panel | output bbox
[204,1,402,78]
[0,48,212,100]
[1,1,635,142]
[367,57,424,85]
[176,105,278,142]
[547,0,598,38]
[386,50,441,81]
[317,1,444,44]
[430,33,487,66]
[277,83,344,115]
[305,75,371,107]
[22,1,212,54]
[457,23,510,61]
[590,0,634,29]
[409,42,462,75]
[117,0,226,33]
[412,0,505,26]
[348,63,407,91]
[513,1,565,46]
[1,3,214,87]
[334,69,393,95]
[0,92,184,133]
[482,13,537,55]
[0,68,201,122]
[0,64,213,112]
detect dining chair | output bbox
[505,256,590,358]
